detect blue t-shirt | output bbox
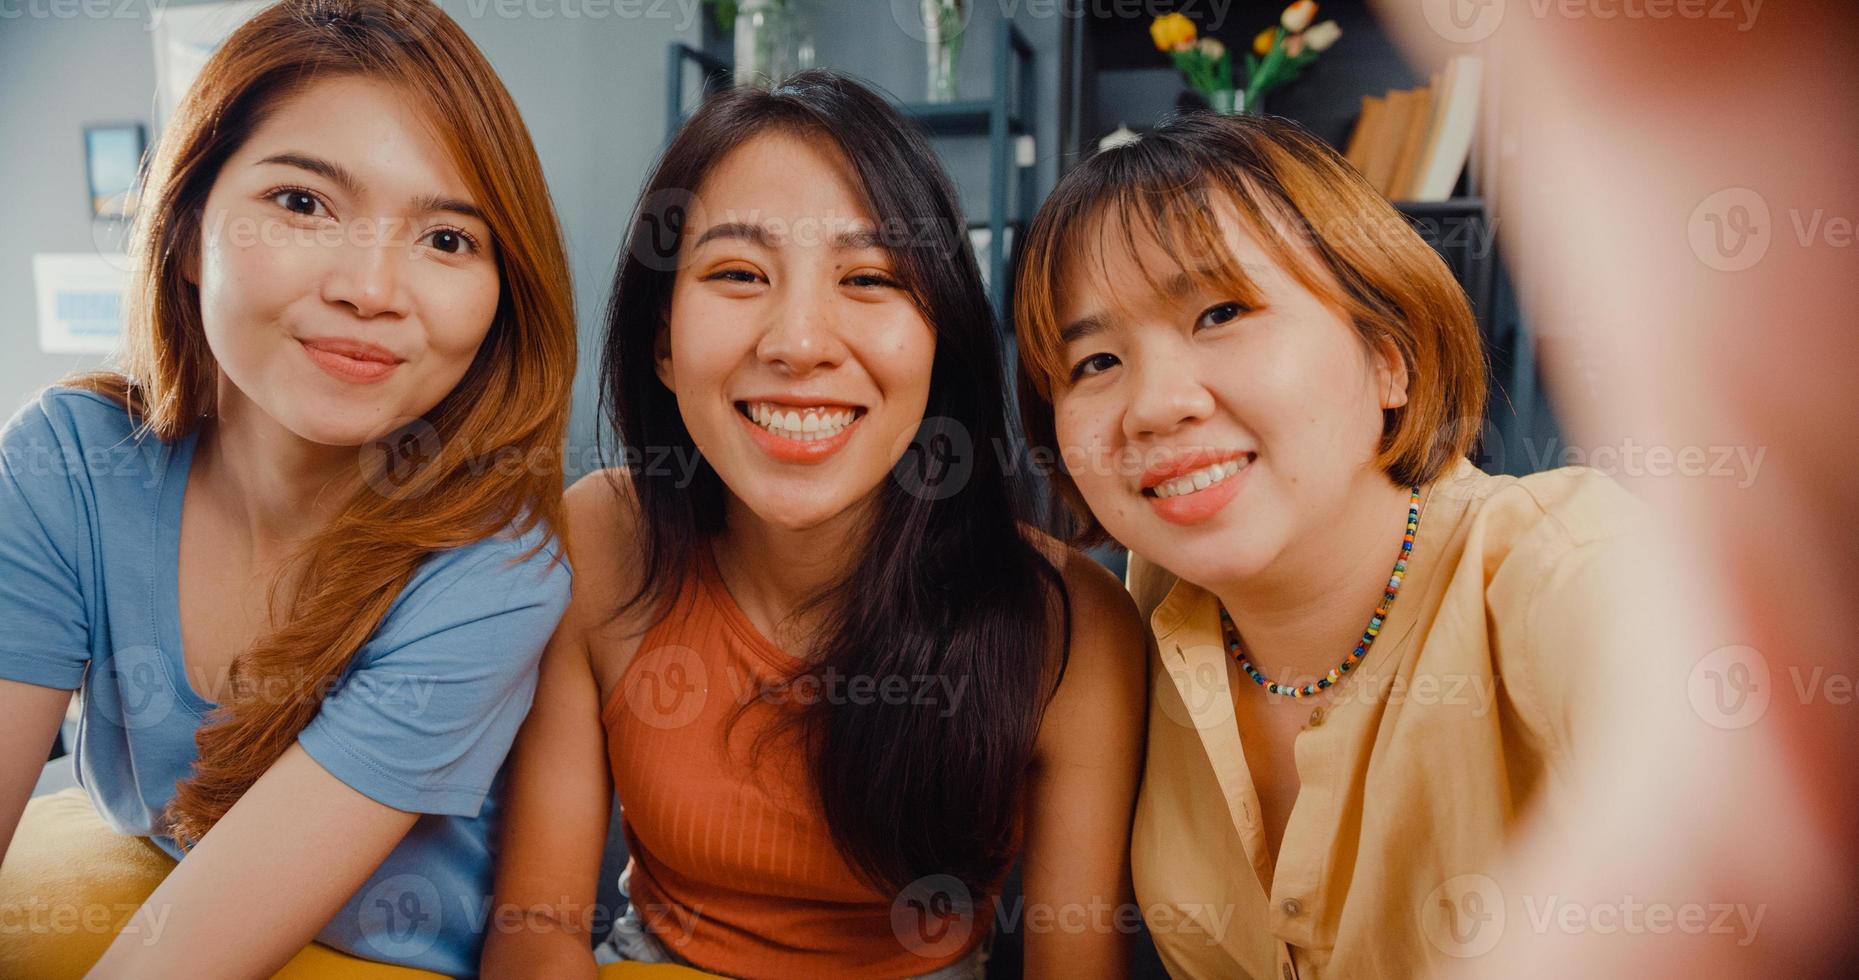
[0,387,572,977]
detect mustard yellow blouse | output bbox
[1126,460,1641,980]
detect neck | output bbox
[1212,472,1418,687]
[192,377,357,559]
[712,492,874,653]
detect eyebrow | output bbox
[692,221,884,251]
[255,152,486,223]
[1060,313,1109,346]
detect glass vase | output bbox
[735,0,815,89]
[923,0,966,103]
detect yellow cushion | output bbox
[0,787,719,979]
[0,787,440,978]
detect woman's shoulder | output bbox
[1453,461,1644,556]
[395,511,574,625]
[1016,522,1148,677]
[561,467,642,608]
[4,384,140,452]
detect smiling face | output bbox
[194,75,501,447]
[1050,195,1410,585]
[656,130,936,532]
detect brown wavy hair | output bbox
[68,0,575,849]
[1014,112,1488,546]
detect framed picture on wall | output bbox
[84,123,146,220]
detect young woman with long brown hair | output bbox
[484,71,1146,979]
[1012,112,1640,979]
[0,1,575,975]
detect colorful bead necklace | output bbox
[1220,484,1422,699]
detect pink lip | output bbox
[1143,452,1253,526]
[299,338,402,384]
[734,403,862,464]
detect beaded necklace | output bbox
[1219,484,1422,699]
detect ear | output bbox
[652,319,674,391]
[1372,333,1410,412]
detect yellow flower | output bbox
[1253,25,1276,56]
[1304,19,1342,52]
[1281,0,1317,33]
[1150,12,1197,52]
[1199,37,1226,60]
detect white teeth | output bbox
[745,402,858,441]
[1152,457,1249,499]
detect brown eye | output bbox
[272,189,323,216]
[1070,352,1120,381]
[1196,302,1245,330]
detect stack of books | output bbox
[1343,55,1483,202]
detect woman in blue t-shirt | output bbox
[0,1,575,975]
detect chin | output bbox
[272,400,408,449]
[1129,521,1278,585]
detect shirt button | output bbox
[1282,897,1303,917]
[1307,706,1324,728]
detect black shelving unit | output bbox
[664,18,1037,322]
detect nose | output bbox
[1121,342,1216,441]
[321,220,413,319]
[754,280,847,376]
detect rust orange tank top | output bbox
[601,543,988,978]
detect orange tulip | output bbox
[1281,0,1317,33]
[1150,12,1197,52]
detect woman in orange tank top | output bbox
[482,71,1148,980]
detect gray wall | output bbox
[0,0,697,474]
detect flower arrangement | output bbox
[1152,2,1341,114]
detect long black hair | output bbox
[599,69,1070,898]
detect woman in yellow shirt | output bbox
[1010,112,1642,978]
